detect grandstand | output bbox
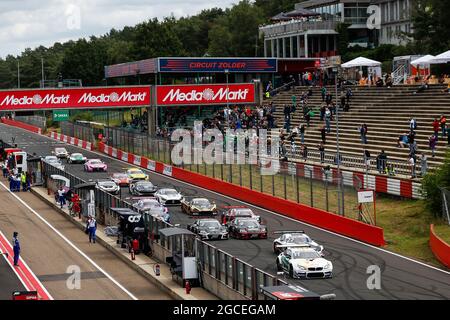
[268,84,450,177]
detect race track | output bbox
[1,124,449,300]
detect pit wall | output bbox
[429,225,450,268]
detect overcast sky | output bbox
[0,0,241,58]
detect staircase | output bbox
[267,84,450,176]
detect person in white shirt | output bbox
[57,186,66,208]
[86,216,97,243]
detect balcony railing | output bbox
[259,19,339,39]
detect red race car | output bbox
[220,206,261,225]
[227,217,267,240]
[110,173,131,186]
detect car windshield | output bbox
[192,199,211,206]
[129,169,143,174]
[160,189,178,196]
[139,199,159,207]
[55,148,66,153]
[72,154,82,158]
[288,235,311,244]
[199,221,221,228]
[292,251,320,259]
[237,220,259,228]
[90,160,102,164]
[235,209,254,216]
[99,181,115,187]
[46,156,58,162]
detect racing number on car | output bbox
[128,216,141,223]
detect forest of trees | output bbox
[0,0,447,88]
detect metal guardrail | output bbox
[40,160,285,300]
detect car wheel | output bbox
[289,265,294,278]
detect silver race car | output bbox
[154,188,183,205]
[273,231,323,255]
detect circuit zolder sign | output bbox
[156,83,256,106]
[0,86,151,111]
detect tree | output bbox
[422,150,450,218]
[411,0,450,54]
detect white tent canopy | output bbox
[411,55,435,67]
[341,57,382,68]
[430,50,450,64]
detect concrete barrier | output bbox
[430,224,450,268]
[1,118,42,135]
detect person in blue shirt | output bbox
[12,232,20,266]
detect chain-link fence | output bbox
[41,160,286,300]
[60,121,98,144]
[14,115,47,132]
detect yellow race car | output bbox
[125,168,149,181]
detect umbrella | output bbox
[430,50,450,64]
[341,57,381,68]
[411,55,435,67]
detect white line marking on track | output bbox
[0,180,139,300]
[4,125,450,276]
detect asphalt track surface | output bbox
[0,172,171,300]
[0,256,25,300]
[1,124,450,300]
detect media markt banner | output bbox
[53,110,69,121]
[0,86,151,111]
[156,83,256,106]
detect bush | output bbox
[422,149,450,217]
[70,111,94,122]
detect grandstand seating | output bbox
[268,84,450,177]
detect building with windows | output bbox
[375,0,413,45]
[259,0,415,58]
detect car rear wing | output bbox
[273,230,305,235]
[275,244,311,249]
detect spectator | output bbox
[360,124,368,144]
[300,124,305,144]
[420,153,428,177]
[321,86,327,102]
[440,114,447,138]
[432,118,440,141]
[325,108,331,133]
[429,134,437,157]
[320,125,326,144]
[409,154,417,179]
[414,79,429,94]
[301,144,308,161]
[364,149,371,171]
[410,118,417,131]
[304,110,311,127]
[376,150,387,174]
[318,143,325,163]
[320,105,325,121]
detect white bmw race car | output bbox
[276,246,333,279]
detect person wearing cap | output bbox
[12,232,20,266]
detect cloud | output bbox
[0,0,240,58]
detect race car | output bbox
[96,180,120,195]
[129,180,158,196]
[84,159,108,172]
[53,147,69,159]
[154,188,183,205]
[273,231,324,255]
[43,155,65,171]
[187,218,229,240]
[67,152,87,164]
[126,168,148,181]
[276,246,333,279]
[227,217,267,240]
[181,198,217,216]
[220,206,261,225]
[131,197,168,220]
[110,173,131,186]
